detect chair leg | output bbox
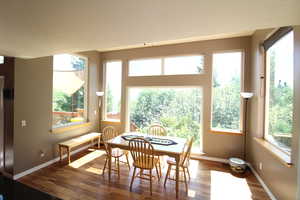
[155,164,160,181]
[164,164,171,187]
[186,167,191,181]
[125,153,131,170]
[183,167,188,193]
[130,167,137,191]
[117,158,120,178]
[150,169,153,195]
[158,159,162,177]
[102,157,108,175]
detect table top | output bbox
[108,132,187,157]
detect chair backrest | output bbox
[129,138,155,168]
[148,124,166,136]
[180,137,194,166]
[102,126,118,154]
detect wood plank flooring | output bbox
[19,147,270,200]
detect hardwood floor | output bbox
[19,147,270,200]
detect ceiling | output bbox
[0,0,299,58]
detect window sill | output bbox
[253,137,292,167]
[210,129,243,136]
[51,122,92,134]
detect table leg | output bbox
[98,136,100,148]
[175,155,180,198]
[108,144,112,182]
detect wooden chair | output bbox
[148,124,167,136]
[129,138,161,195]
[102,126,130,178]
[148,124,166,177]
[164,137,194,192]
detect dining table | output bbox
[107,132,187,198]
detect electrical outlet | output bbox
[21,120,27,127]
[259,162,263,170]
[40,150,45,158]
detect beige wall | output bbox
[248,27,300,200]
[100,36,251,158]
[14,51,101,174]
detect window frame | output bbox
[263,29,294,156]
[210,50,245,135]
[103,60,123,122]
[128,54,205,77]
[52,53,89,129]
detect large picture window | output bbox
[104,61,122,121]
[128,87,203,153]
[264,30,294,153]
[52,54,88,128]
[211,51,243,133]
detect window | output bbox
[264,30,294,154]
[128,55,204,76]
[52,54,88,128]
[212,52,243,132]
[128,87,203,153]
[129,59,161,76]
[104,61,122,121]
[0,56,4,64]
[164,56,204,75]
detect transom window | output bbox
[211,51,243,133]
[129,55,204,76]
[264,30,294,154]
[52,54,88,128]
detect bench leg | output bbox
[98,136,100,148]
[67,147,71,164]
[59,146,62,163]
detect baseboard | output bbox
[195,155,229,163]
[13,143,97,180]
[247,163,277,200]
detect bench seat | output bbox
[58,132,101,163]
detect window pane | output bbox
[164,55,204,75]
[212,52,242,132]
[129,59,162,76]
[105,61,122,121]
[129,88,202,153]
[0,56,4,64]
[265,31,294,153]
[53,54,87,128]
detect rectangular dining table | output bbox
[107,132,187,198]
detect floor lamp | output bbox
[241,92,254,160]
[96,91,104,131]
[229,92,253,173]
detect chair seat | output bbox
[133,157,159,169]
[109,148,127,158]
[166,157,188,168]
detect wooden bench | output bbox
[58,132,101,163]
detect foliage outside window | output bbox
[129,88,202,153]
[265,31,294,154]
[105,61,122,121]
[0,56,4,64]
[129,55,204,76]
[212,52,242,132]
[52,54,87,128]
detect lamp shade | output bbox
[241,92,253,99]
[96,91,104,96]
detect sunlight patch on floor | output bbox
[210,170,252,200]
[69,150,106,169]
[86,167,103,175]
